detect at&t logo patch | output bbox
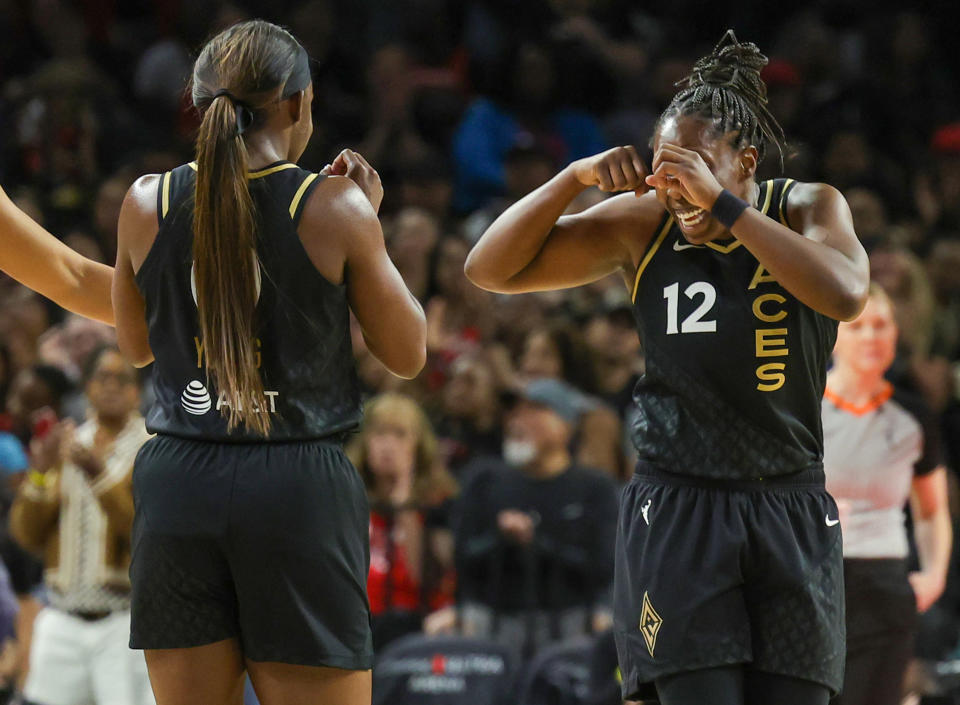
[181,380,212,415]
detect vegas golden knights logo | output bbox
[639,591,662,657]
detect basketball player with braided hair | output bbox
[467,31,869,705]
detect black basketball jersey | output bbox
[135,160,362,442]
[629,178,838,480]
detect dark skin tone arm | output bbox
[647,143,869,321]
[0,186,114,325]
[298,163,426,379]
[468,118,869,323]
[464,146,662,294]
[113,175,157,367]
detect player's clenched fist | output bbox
[322,149,384,213]
[569,146,650,196]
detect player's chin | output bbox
[677,217,723,243]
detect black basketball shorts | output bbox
[613,463,845,701]
[129,433,373,670]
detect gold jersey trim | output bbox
[760,179,774,214]
[185,161,298,180]
[631,216,674,302]
[160,171,171,218]
[248,162,299,179]
[289,173,319,219]
[779,178,795,226]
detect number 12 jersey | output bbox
[629,178,838,480]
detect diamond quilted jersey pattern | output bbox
[130,534,237,648]
[632,343,814,479]
[750,536,845,692]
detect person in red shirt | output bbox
[347,393,458,649]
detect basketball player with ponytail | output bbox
[467,31,869,704]
[111,21,425,705]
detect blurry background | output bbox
[1,0,959,703]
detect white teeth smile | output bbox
[676,207,707,228]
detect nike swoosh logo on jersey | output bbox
[673,239,704,251]
[825,515,840,527]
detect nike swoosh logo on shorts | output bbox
[673,240,704,251]
[825,515,840,527]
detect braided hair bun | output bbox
[661,30,787,166]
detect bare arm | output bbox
[648,145,869,321]
[909,467,952,612]
[302,177,425,379]
[465,147,658,294]
[112,176,156,367]
[731,182,869,321]
[0,186,114,325]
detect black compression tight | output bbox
[654,666,831,705]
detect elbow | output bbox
[405,311,428,378]
[384,317,427,380]
[392,346,427,380]
[835,298,863,322]
[463,250,502,292]
[117,332,154,368]
[130,354,154,369]
[835,281,870,322]
[120,345,154,369]
[463,251,484,287]
[834,256,871,321]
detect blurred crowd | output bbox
[1,0,959,703]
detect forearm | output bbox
[915,507,953,583]
[0,194,114,325]
[360,291,425,379]
[730,209,867,321]
[73,260,115,325]
[464,167,586,289]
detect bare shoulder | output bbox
[123,174,161,217]
[785,181,852,226]
[783,181,857,240]
[301,175,379,242]
[787,181,846,209]
[298,175,382,284]
[119,174,161,270]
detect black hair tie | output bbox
[212,89,254,136]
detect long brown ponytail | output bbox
[191,21,308,435]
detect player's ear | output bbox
[287,90,305,124]
[739,147,759,180]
